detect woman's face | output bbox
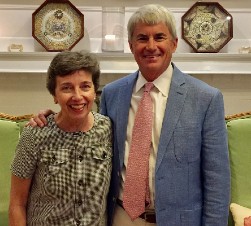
[54,70,96,122]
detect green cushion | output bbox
[0,119,20,226]
[16,120,28,134]
[226,117,251,226]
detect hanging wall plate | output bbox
[182,2,233,53]
[32,0,84,52]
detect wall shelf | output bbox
[0,52,251,75]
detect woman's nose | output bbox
[72,89,83,100]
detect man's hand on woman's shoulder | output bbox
[26,109,54,127]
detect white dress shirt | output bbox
[120,64,173,209]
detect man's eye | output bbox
[137,37,148,42]
[155,36,166,41]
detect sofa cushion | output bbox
[0,119,20,226]
[230,203,251,226]
[226,115,251,226]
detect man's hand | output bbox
[245,216,251,226]
[27,109,54,127]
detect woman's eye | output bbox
[80,84,91,90]
[62,86,72,92]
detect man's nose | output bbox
[146,38,156,50]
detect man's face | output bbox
[129,22,178,81]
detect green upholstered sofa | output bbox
[0,111,251,226]
[226,112,251,226]
[0,113,33,226]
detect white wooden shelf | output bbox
[0,52,251,75]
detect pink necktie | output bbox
[123,82,154,220]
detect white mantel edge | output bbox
[0,52,250,75]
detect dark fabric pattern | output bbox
[11,112,112,226]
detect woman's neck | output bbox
[54,112,94,132]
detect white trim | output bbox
[0,52,250,75]
[1,5,251,13]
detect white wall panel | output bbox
[0,2,251,115]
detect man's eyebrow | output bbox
[136,32,167,36]
[136,33,148,37]
[155,32,167,36]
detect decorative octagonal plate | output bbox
[32,0,84,52]
[182,2,233,53]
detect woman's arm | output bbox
[9,174,32,226]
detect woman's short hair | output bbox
[127,4,177,41]
[47,50,100,96]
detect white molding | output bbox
[0,5,101,11]
[0,52,250,75]
[1,5,251,13]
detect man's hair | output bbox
[127,4,177,41]
[46,50,100,96]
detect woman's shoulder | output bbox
[93,112,112,129]
[93,112,111,123]
[22,114,56,137]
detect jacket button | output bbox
[79,155,83,162]
[78,180,83,186]
[102,151,107,159]
[77,200,82,206]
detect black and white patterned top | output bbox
[11,112,112,226]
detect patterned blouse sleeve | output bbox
[11,126,38,179]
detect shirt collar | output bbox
[135,64,173,97]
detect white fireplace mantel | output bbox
[0,52,251,75]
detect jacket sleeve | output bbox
[201,90,230,226]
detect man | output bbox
[30,4,230,226]
[100,4,230,226]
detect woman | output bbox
[9,51,112,226]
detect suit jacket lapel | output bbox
[156,65,188,172]
[116,72,138,169]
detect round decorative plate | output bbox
[182,2,233,53]
[32,0,84,52]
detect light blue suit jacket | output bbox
[100,64,230,226]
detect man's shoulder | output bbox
[103,71,137,90]
[176,67,218,91]
[186,74,219,94]
[172,64,220,96]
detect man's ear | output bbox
[171,37,178,53]
[128,40,133,53]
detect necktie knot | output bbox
[144,82,154,93]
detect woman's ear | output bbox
[53,96,58,104]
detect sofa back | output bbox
[226,112,251,226]
[1,112,251,226]
[0,113,32,226]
